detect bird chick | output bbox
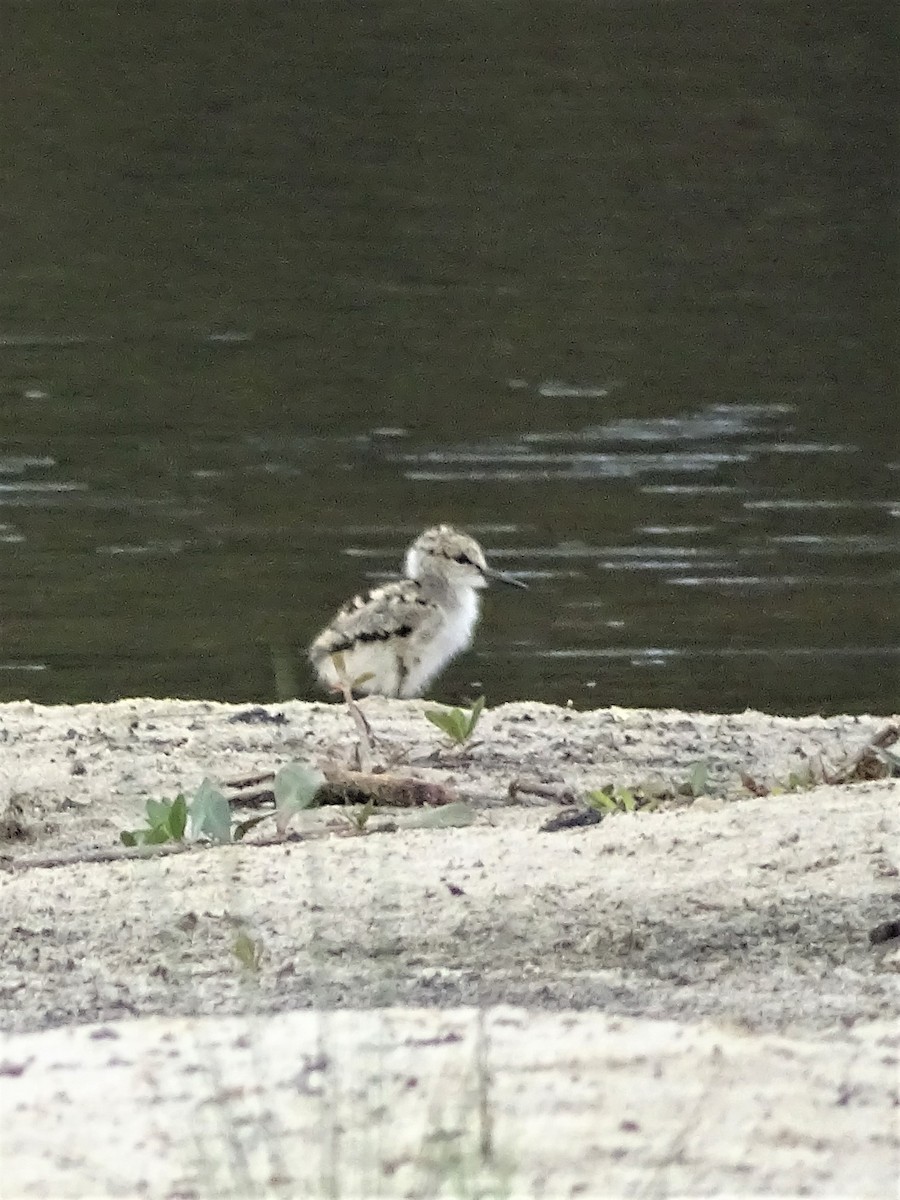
[309,524,526,698]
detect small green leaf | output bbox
[618,789,636,812]
[233,932,263,972]
[189,778,233,843]
[146,798,171,827]
[424,710,443,730]
[120,831,138,847]
[167,794,188,840]
[448,712,467,741]
[407,802,476,829]
[424,697,486,745]
[143,824,172,845]
[425,710,451,737]
[586,785,643,815]
[586,789,616,813]
[273,762,326,834]
[274,762,325,808]
[688,761,709,797]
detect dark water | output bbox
[1,1,897,713]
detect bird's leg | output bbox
[341,682,375,772]
[329,652,376,771]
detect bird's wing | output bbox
[309,579,433,661]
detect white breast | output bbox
[400,587,480,698]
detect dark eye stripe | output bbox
[453,552,478,567]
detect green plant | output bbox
[585,784,639,815]
[583,765,715,819]
[188,777,233,842]
[786,765,816,791]
[679,760,710,798]
[425,696,486,745]
[232,931,265,973]
[741,758,825,797]
[342,799,376,833]
[273,762,326,834]
[121,794,188,846]
[407,801,477,829]
[119,762,326,847]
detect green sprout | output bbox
[188,777,233,843]
[273,762,326,835]
[678,761,710,798]
[425,696,486,745]
[342,799,377,833]
[232,932,265,973]
[585,784,638,815]
[120,794,188,846]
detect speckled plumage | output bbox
[309,525,525,698]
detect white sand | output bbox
[0,698,898,1198]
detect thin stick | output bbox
[2,830,330,874]
[508,777,577,803]
[3,840,200,872]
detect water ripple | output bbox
[745,499,898,510]
[770,534,899,553]
[0,456,57,474]
[513,645,899,660]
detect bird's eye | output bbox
[453,553,475,567]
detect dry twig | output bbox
[223,767,456,810]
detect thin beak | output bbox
[483,566,528,589]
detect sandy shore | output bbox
[1,697,898,1198]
